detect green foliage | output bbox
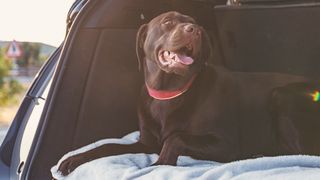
[36,54,49,66]
[0,48,23,106]
[8,79,24,96]
[0,48,10,87]
[18,42,41,67]
[0,79,24,106]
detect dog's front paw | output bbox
[151,158,177,166]
[58,153,89,176]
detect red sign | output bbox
[6,40,22,58]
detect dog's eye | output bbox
[163,20,173,26]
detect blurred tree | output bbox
[18,42,41,67]
[0,48,23,106]
[37,54,49,66]
[0,48,10,87]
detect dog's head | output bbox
[136,11,212,76]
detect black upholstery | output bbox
[238,0,320,5]
[215,3,320,78]
[72,29,142,148]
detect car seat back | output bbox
[215,2,320,78]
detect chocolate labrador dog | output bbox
[58,11,319,175]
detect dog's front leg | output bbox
[153,133,234,166]
[58,142,156,175]
[153,134,182,166]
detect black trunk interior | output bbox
[28,0,320,179]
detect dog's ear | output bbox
[136,24,148,71]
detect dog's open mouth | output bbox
[158,45,194,66]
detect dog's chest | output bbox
[149,98,182,121]
[147,96,190,135]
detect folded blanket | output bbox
[51,131,320,180]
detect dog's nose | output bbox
[184,24,195,33]
[183,24,200,36]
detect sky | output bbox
[0,0,75,47]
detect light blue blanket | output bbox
[51,132,320,180]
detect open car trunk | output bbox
[24,0,320,179]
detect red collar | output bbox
[146,75,197,100]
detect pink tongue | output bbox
[176,54,194,65]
